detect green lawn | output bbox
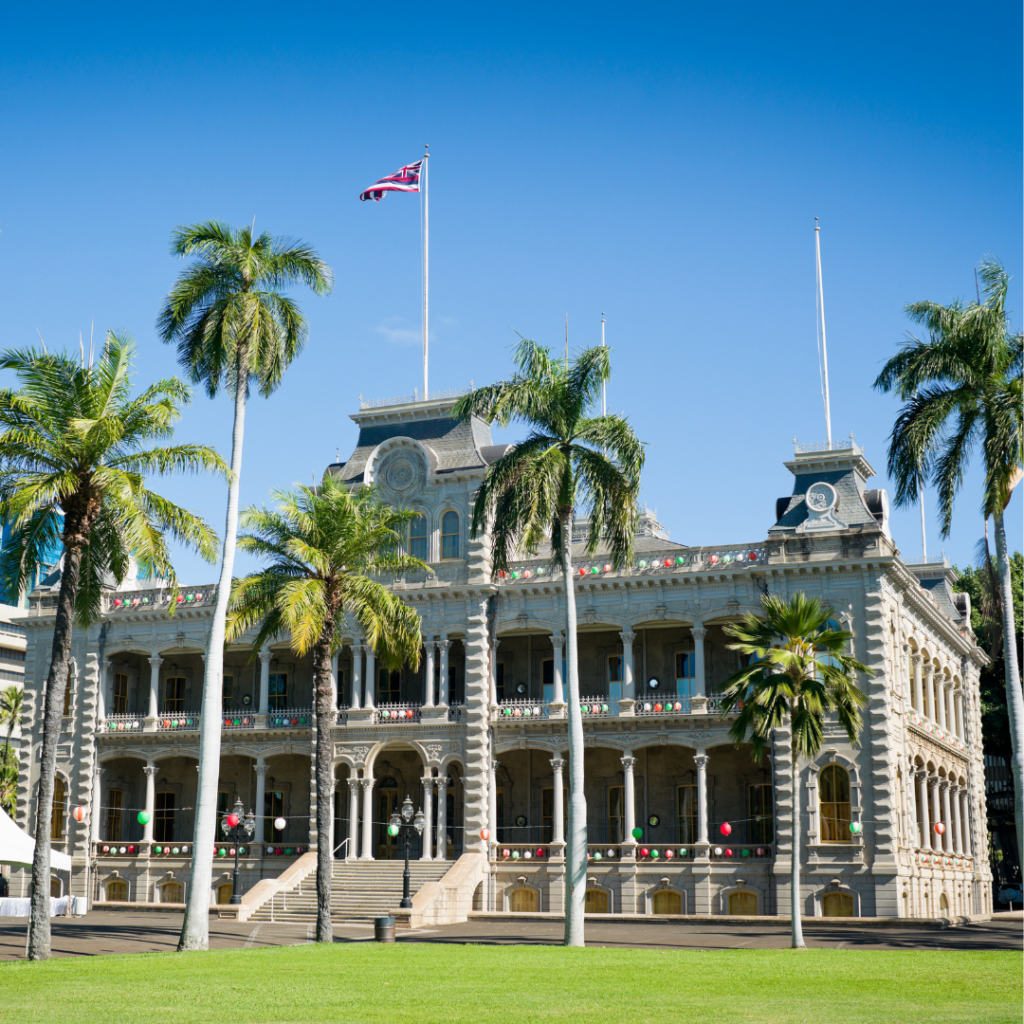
[0,945,1019,1024]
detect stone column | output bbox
[423,642,436,708]
[91,767,104,842]
[936,678,947,730]
[360,778,375,860]
[927,778,941,851]
[420,775,434,860]
[143,762,157,843]
[621,755,636,846]
[147,655,162,723]
[946,686,957,738]
[254,762,269,843]
[954,690,965,740]
[488,760,499,840]
[940,782,952,853]
[98,659,110,720]
[619,630,635,702]
[435,777,449,861]
[350,644,363,710]
[916,771,929,848]
[550,635,565,706]
[694,751,709,844]
[923,665,934,721]
[330,653,339,709]
[692,627,707,698]
[258,648,272,714]
[437,640,450,705]
[949,786,962,855]
[550,759,566,848]
[489,638,499,705]
[365,647,376,709]
[346,779,360,859]
[911,656,923,714]
[958,789,971,856]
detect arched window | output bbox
[50,776,67,841]
[106,879,128,902]
[409,514,428,560]
[653,890,682,914]
[816,618,844,672]
[50,877,62,898]
[819,764,851,843]
[161,881,184,904]
[509,888,538,912]
[823,892,854,917]
[216,882,234,905]
[585,889,609,914]
[441,511,460,560]
[728,891,758,915]
[939,893,949,912]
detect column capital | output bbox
[436,639,452,652]
[421,774,435,787]
[347,778,361,793]
[148,654,163,667]
[620,755,636,771]
[691,626,707,642]
[435,776,450,790]
[943,681,954,693]
[490,760,500,773]
[259,648,274,665]
[939,779,950,792]
[550,758,566,773]
[693,753,709,769]
[948,783,960,794]
[927,775,940,789]
[550,634,565,650]
[143,765,157,778]
[921,661,934,676]
[619,630,636,644]
[910,654,922,666]
[254,763,270,778]
[423,639,437,652]
[915,768,930,780]
[94,765,105,779]
[359,777,374,791]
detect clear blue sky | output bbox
[1,1,1020,584]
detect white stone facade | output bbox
[12,397,991,917]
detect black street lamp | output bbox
[220,797,256,905]
[389,795,426,909]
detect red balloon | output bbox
[225,813,239,828]
[640,847,650,857]
[720,822,732,836]
[725,848,733,857]
[934,822,946,835]
[480,827,491,841]
[72,805,86,822]
[536,848,545,858]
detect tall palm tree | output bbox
[720,593,869,948]
[453,339,644,947]
[0,333,224,960]
[0,684,23,763]
[873,256,1024,864]
[226,478,425,942]
[157,221,333,951]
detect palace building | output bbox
[11,392,992,921]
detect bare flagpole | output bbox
[423,144,429,399]
[814,217,833,448]
[600,312,607,418]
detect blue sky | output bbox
[1,1,1020,584]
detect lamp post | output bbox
[220,797,256,905]
[389,795,426,909]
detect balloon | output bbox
[181,846,189,854]
[725,848,733,857]
[127,845,135,854]
[714,846,723,856]
[756,847,765,856]
[225,813,239,828]
[138,810,151,825]
[640,847,649,857]
[172,847,180,855]
[274,817,287,831]
[632,827,643,840]
[72,805,86,823]
[524,851,532,860]
[679,847,688,856]
[719,822,732,836]
[511,850,520,860]
[934,822,946,835]
[229,848,236,857]
[480,827,491,841]
[650,849,660,859]
[118,846,127,854]
[849,821,863,835]
[606,848,616,858]
[218,847,226,857]
[388,824,399,836]
[536,848,545,858]
[502,848,510,858]
[102,845,110,853]
[593,852,602,861]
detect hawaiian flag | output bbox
[359,160,423,202]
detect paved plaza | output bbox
[0,911,1019,960]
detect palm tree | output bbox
[226,478,425,942]
[453,339,644,947]
[873,256,1024,864]
[720,593,869,948]
[0,684,23,763]
[157,221,333,951]
[0,333,224,960]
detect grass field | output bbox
[0,944,1020,1024]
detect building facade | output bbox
[13,394,992,918]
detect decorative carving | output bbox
[550,758,566,772]
[797,481,847,533]
[620,756,636,771]
[425,743,444,761]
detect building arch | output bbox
[719,882,763,915]
[505,879,542,913]
[647,884,687,915]
[816,882,860,917]
[584,879,614,914]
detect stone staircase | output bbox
[248,859,452,923]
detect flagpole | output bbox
[814,217,832,448]
[423,144,429,399]
[600,312,606,418]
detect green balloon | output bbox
[388,824,399,836]
[631,827,643,840]
[137,810,151,825]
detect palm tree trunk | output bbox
[790,733,805,949]
[179,355,248,952]
[993,509,1024,866]
[28,536,84,960]
[559,508,586,947]
[313,634,335,943]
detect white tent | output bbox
[0,806,72,871]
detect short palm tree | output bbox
[873,256,1023,864]
[720,593,869,949]
[158,221,333,951]
[453,339,644,947]
[0,333,224,960]
[0,745,16,817]
[226,478,425,942]
[0,684,23,763]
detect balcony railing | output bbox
[493,699,550,722]
[106,585,216,613]
[268,708,313,728]
[579,697,615,718]
[101,713,145,733]
[158,714,200,732]
[93,840,308,859]
[447,702,463,722]
[906,711,967,752]
[374,702,421,724]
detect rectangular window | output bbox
[541,786,568,843]
[749,783,774,844]
[105,789,124,842]
[0,647,25,662]
[112,672,129,715]
[675,652,695,697]
[155,791,175,843]
[677,785,697,843]
[63,673,72,716]
[265,790,284,841]
[409,515,428,561]
[542,659,553,702]
[51,776,66,841]
[268,673,288,710]
[608,785,624,844]
[378,668,400,704]
[222,674,234,712]
[163,677,185,713]
[607,655,623,683]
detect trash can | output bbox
[374,916,396,943]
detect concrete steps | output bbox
[248,859,451,922]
